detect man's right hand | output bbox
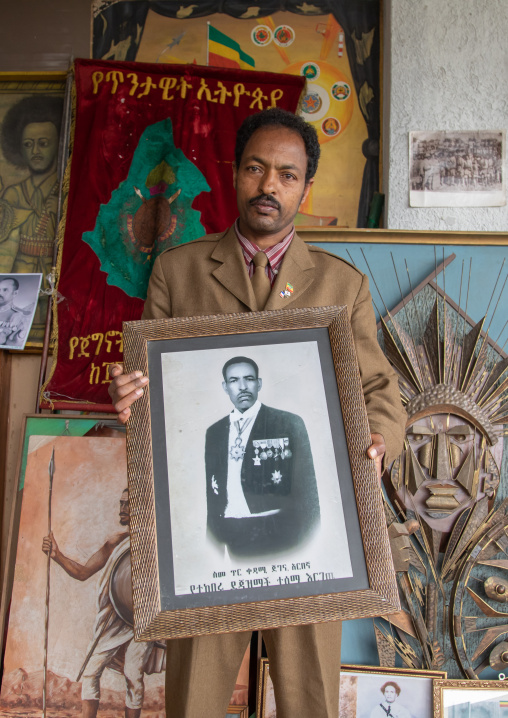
[108,363,148,424]
[42,531,59,559]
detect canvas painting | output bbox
[0,425,249,716]
[0,75,65,349]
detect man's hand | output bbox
[42,531,59,560]
[108,363,148,424]
[367,432,385,481]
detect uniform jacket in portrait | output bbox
[205,403,320,554]
[142,225,406,467]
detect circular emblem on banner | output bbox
[274,25,295,47]
[331,81,351,101]
[321,117,341,137]
[251,25,272,46]
[302,92,322,115]
[300,62,320,80]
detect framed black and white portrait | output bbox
[123,306,399,640]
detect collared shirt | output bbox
[234,218,294,286]
[225,400,279,519]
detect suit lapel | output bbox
[265,232,316,310]
[211,227,257,311]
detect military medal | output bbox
[229,417,252,461]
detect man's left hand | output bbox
[367,433,385,481]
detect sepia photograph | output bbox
[0,272,41,349]
[409,130,505,207]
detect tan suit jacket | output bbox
[143,226,406,464]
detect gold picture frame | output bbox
[433,680,508,718]
[258,659,446,718]
[226,707,249,718]
[123,305,400,641]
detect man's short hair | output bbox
[0,277,19,291]
[380,681,401,695]
[222,356,259,381]
[1,95,63,168]
[235,108,320,184]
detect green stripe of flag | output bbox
[209,24,255,67]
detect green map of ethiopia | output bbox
[83,118,210,299]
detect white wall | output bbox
[384,0,508,231]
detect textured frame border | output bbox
[258,660,446,718]
[123,306,400,641]
[433,680,508,718]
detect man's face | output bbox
[119,490,130,526]
[223,362,262,413]
[21,121,58,174]
[390,411,503,532]
[233,126,313,244]
[384,686,397,703]
[0,280,17,306]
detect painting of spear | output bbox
[42,447,55,718]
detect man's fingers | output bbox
[109,373,148,402]
[112,388,145,417]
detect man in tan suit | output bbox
[109,108,405,718]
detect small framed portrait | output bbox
[123,306,399,640]
[258,660,446,718]
[433,680,508,718]
[0,272,42,350]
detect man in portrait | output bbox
[205,356,320,556]
[0,95,63,338]
[109,107,406,718]
[0,276,29,347]
[42,488,162,718]
[370,682,411,718]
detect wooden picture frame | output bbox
[123,305,399,641]
[433,680,508,718]
[257,659,446,718]
[0,72,66,351]
[226,707,249,718]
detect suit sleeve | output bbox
[288,414,320,537]
[142,254,172,320]
[350,273,407,467]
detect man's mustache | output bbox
[249,193,281,210]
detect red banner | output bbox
[42,59,304,410]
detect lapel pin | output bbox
[280,282,294,298]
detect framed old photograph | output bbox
[0,272,42,349]
[409,130,506,208]
[257,660,446,718]
[123,305,399,641]
[0,72,66,350]
[433,680,508,718]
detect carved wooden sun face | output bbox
[389,411,503,533]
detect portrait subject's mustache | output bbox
[249,193,281,210]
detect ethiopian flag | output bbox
[208,24,255,70]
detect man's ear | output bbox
[300,178,314,207]
[257,378,262,391]
[232,161,238,190]
[222,381,228,394]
